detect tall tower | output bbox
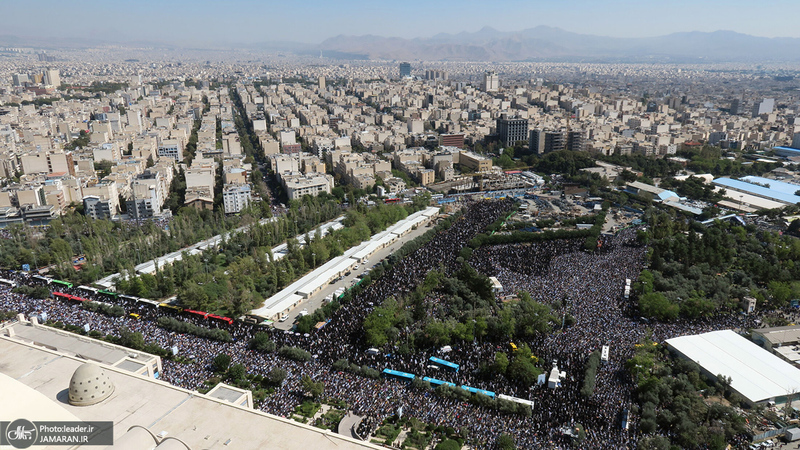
[44,68,60,87]
[399,62,411,78]
[483,72,499,92]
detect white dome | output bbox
[68,363,115,406]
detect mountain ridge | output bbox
[2,27,800,62]
[317,27,800,62]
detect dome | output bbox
[68,363,115,406]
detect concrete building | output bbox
[440,134,464,148]
[127,171,164,219]
[566,130,585,152]
[284,174,334,200]
[497,117,529,147]
[483,72,499,92]
[752,325,800,365]
[530,129,566,154]
[82,181,119,215]
[0,319,378,450]
[424,69,447,81]
[399,62,411,78]
[83,195,115,220]
[753,98,775,117]
[223,184,252,214]
[44,68,60,87]
[457,151,492,173]
[157,138,183,162]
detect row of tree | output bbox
[111,202,417,316]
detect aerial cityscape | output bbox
[3,1,800,449]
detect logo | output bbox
[5,419,37,449]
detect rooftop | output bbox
[0,330,378,450]
[666,330,800,405]
[713,177,800,205]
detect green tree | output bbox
[118,327,145,350]
[228,363,246,382]
[494,352,509,374]
[363,298,399,347]
[212,353,232,373]
[265,368,288,386]
[301,375,324,399]
[434,439,461,450]
[248,332,276,353]
[497,433,516,450]
[507,344,542,386]
[639,292,679,321]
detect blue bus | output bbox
[429,356,459,372]
[461,385,495,398]
[422,377,456,387]
[382,368,415,382]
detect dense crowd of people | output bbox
[0,200,761,449]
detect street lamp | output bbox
[312,252,316,268]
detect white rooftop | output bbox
[666,330,800,404]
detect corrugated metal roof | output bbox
[713,177,800,205]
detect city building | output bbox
[566,130,585,152]
[530,130,566,154]
[457,150,492,173]
[399,62,411,78]
[223,184,252,214]
[283,174,334,200]
[127,171,165,219]
[83,195,115,220]
[483,72,499,92]
[496,117,529,147]
[0,318,377,450]
[157,138,184,162]
[424,69,447,81]
[440,134,465,149]
[44,68,60,87]
[752,98,775,117]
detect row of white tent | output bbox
[251,207,440,321]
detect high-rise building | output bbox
[157,138,183,162]
[12,73,29,86]
[82,196,114,220]
[530,130,566,154]
[496,117,529,147]
[127,171,164,219]
[483,72,499,92]
[318,76,326,90]
[44,68,60,87]
[399,62,411,78]
[424,69,447,81]
[566,130,585,152]
[730,98,741,115]
[791,132,800,150]
[223,184,252,214]
[752,98,775,117]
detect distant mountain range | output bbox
[3,27,800,62]
[315,26,800,62]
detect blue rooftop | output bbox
[713,177,800,205]
[740,176,800,197]
[773,146,800,156]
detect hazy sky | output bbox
[2,0,800,45]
